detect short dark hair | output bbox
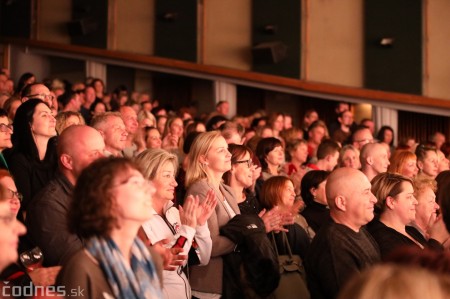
[376,126,395,146]
[21,83,41,98]
[223,144,253,185]
[300,170,330,205]
[317,139,340,160]
[256,137,283,171]
[58,91,76,108]
[69,157,141,239]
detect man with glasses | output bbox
[351,126,374,150]
[20,83,54,107]
[0,109,13,170]
[26,125,105,267]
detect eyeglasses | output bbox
[4,188,23,202]
[234,159,253,168]
[26,94,55,101]
[0,123,13,133]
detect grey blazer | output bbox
[186,179,240,294]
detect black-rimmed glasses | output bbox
[4,188,23,202]
[26,94,55,101]
[234,159,253,168]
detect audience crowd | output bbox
[1,70,450,298]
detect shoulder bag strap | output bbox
[281,231,294,259]
[270,232,280,256]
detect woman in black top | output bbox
[5,99,58,219]
[301,170,332,233]
[223,143,285,231]
[260,176,310,259]
[368,173,446,259]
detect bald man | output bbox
[305,168,380,299]
[360,143,390,182]
[26,125,105,266]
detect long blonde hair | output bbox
[185,131,222,188]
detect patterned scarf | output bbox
[86,236,162,299]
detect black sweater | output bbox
[305,222,380,299]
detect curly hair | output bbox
[69,157,141,239]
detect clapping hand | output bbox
[162,133,179,149]
[179,195,199,228]
[259,206,294,233]
[428,214,450,245]
[153,239,187,271]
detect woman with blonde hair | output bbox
[388,150,418,179]
[55,111,85,134]
[185,131,239,298]
[284,139,308,175]
[368,173,422,258]
[338,144,361,169]
[135,149,216,299]
[407,178,448,248]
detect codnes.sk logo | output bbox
[2,281,84,297]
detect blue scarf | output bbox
[86,236,162,299]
